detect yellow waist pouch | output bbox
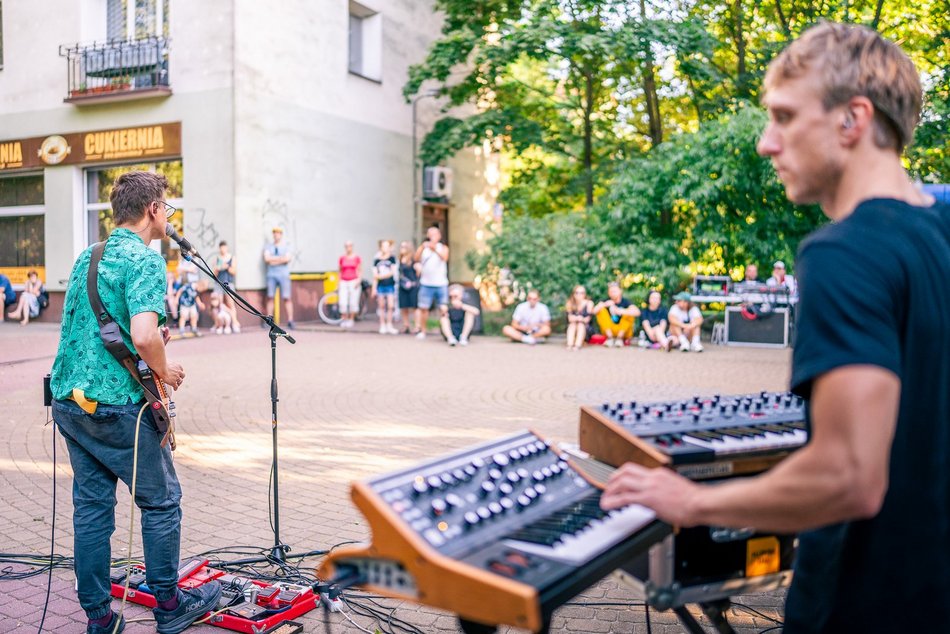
[70,388,98,414]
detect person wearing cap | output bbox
[263,226,295,328]
[766,260,797,297]
[668,291,703,352]
[592,282,640,347]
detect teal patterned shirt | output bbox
[51,228,167,404]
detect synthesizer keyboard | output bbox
[319,430,670,632]
[579,391,807,480]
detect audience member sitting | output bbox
[209,294,233,334]
[565,285,594,351]
[441,284,480,346]
[6,270,45,326]
[593,282,640,347]
[639,290,672,351]
[766,260,797,297]
[669,291,704,352]
[176,281,205,335]
[503,289,552,345]
[744,264,759,283]
[1,274,16,322]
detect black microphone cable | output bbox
[37,382,56,634]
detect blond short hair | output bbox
[763,21,922,151]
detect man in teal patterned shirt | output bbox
[50,171,220,634]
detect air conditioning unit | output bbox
[423,166,453,199]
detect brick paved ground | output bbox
[0,320,790,633]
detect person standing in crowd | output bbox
[603,23,950,632]
[263,226,295,329]
[338,240,362,329]
[5,269,45,326]
[565,285,594,351]
[502,289,552,345]
[441,284,480,346]
[639,290,673,351]
[210,240,241,332]
[397,241,421,334]
[1,273,17,322]
[668,291,704,352]
[372,239,398,334]
[592,281,640,347]
[49,171,221,634]
[175,281,204,336]
[767,260,798,297]
[415,225,450,339]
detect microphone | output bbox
[165,222,198,257]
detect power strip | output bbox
[319,593,343,612]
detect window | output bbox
[107,0,169,41]
[85,160,182,262]
[348,1,382,82]
[0,175,45,268]
[1,1,5,69]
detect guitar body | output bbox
[135,360,177,449]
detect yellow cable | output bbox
[112,402,147,634]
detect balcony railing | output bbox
[59,37,171,105]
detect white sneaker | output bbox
[379,325,387,334]
[447,337,458,346]
[637,337,650,348]
[387,325,399,335]
[416,331,426,340]
[224,326,232,334]
[679,335,690,352]
[232,324,241,333]
[459,337,469,346]
[605,336,615,348]
[691,338,704,352]
[523,335,536,345]
[215,327,223,335]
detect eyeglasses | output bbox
[155,200,178,218]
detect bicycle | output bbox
[317,279,372,325]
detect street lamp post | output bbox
[412,89,440,242]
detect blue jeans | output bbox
[417,284,448,309]
[52,399,183,620]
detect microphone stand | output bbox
[179,247,295,563]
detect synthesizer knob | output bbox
[516,468,529,479]
[541,466,553,478]
[532,470,545,482]
[488,501,503,515]
[557,460,568,471]
[526,444,539,455]
[476,506,492,520]
[489,468,503,481]
[507,471,521,483]
[549,464,561,476]
[692,413,701,423]
[535,483,547,495]
[440,472,456,486]
[499,482,514,495]
[472,457,486,469]
[480,481,496,497]
[427,475,442,489]
[518,446,531,458]
[524,486,538,499]
[499,497,515,511]
[601,403,610,412]
[431,499,447,516]
[445,493,463,507]
[464,511,480,528]
[464,465,478,478]
[493,453,510,467]
[509,449,521,461]
[412,480,429,496]
[516,495,531,510]
[453,469,467,481]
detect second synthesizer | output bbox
[579,391,807,480]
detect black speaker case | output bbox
[725,306,789,348]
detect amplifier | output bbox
[725,306,789,348]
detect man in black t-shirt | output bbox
[601,22,949,633]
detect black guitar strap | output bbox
[87,241,174,446]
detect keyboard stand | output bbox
[673,599,737,634]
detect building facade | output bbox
[0,0,494,321]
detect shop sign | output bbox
[0,122,181,172]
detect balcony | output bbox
[59,37,172,106]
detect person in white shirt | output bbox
[502,289,552,345]
[766,260,798,297]
[414,225,450,339]
[668,292,704,352]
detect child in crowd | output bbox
[441,284,479,346]
[209,294,233,334]
[565,285,593,351]
[397,241,421,334]
[373,239,398,334]
[639,290,673,351]
[176,281,205,335]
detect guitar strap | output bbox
[87,241,175,449]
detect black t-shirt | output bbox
[374,256,397,288]
[398,261,418,290]
[603,297,631,323]
[448,306,466,338]
[785,198,950,633]
[640,306,666,327]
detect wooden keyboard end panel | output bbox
[321,481,544,632]
[578,407,669,470]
